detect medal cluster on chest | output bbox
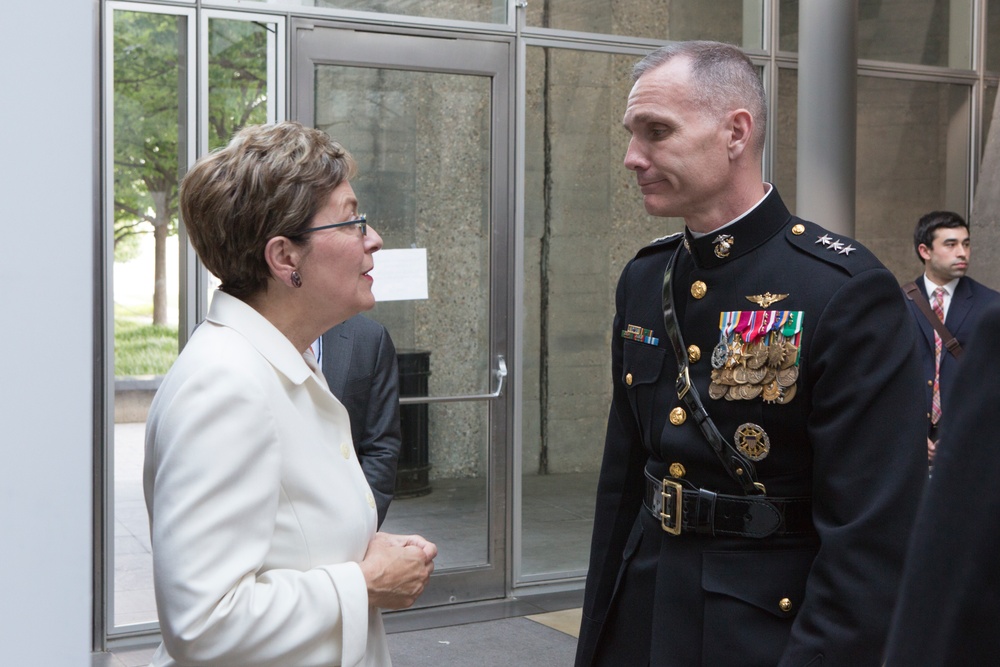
[708,309,803,404]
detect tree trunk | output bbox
[151,191,169,326]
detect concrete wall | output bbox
[0,1,96,663]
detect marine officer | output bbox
[575,41,927,666]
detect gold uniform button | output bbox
[687,345,701,363]
[366,491,376,509]
[779,597,793,613]
[927,380,933,386]
[791,224,805,236]
[669,407,687,426]
[669,462,686,478]
[341,443,351,459]
[625,372,633,386]
[691,281,707,299]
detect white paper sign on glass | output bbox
[370,248,429,301]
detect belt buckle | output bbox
[660,479,683,535]
[676,366,691,400]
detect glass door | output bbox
[293,22,512,607]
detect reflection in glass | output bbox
[526,0,762,46]
[314,65,493,568]
[520,46,676,579]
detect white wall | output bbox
[0,1,97,664]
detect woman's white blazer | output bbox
[144,290,389,666]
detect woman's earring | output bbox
[291,271,302,288]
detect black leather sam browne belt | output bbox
[643,468,813,538]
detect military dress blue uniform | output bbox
[576,187,927,666]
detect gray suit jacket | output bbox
[321,315,401,527]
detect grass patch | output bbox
[115,318,178,376]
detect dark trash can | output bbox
[395,350,432,498]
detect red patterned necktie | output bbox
[930,287,946,425]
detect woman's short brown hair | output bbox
[179,121,356,300]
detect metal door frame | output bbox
[291,19,515,608]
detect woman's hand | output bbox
[359,532,437,610]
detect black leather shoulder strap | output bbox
[661,244,764,496]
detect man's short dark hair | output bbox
[913,211,969,261]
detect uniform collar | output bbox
[683,186,792,269]
[206,290,313,385]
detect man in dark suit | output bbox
[320,315,402,527]
[884,301,1000,666]
[576,41,926,666]
[905,211,1000,466]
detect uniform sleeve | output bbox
[356,327,402,527]
[576,262,650,666]
[145,360,370,667]
[779,267,927,665]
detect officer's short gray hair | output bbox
[632,41,767,155]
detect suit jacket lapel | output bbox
[945,277,973,334]
[321,326,354,397]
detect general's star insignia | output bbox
[816,234,833,245]
[828,240,845,251]
[838,244,856,256]
[746,292,789,308]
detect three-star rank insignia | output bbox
[815,234,856,256]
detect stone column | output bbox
[796,1,858,236]
[970,94,1000,290]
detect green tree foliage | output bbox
[113,11,268,326]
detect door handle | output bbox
[399,355,507,405]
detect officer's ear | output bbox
[727,108,754,161]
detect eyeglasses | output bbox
[289,214,367,238]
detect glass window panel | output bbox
[783,0,973,67]
[207,18,272,150]
[984,83,998,160]
[238,0,506,24]
[203,16,278,309]
[779,0,799,52]
[314,65,493,568]
[858,0,972,68]
[525,0,763,45]
[773,66,798,214]
[520,46,679,579]
[856,77,971,281]
[988,0,1000,71]
[111,7,189,629]
[381,402,491,568]
[110,9,278,633]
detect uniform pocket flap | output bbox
[622,339,666,386]
[702,549,814,618]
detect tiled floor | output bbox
[103,423,595,665]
